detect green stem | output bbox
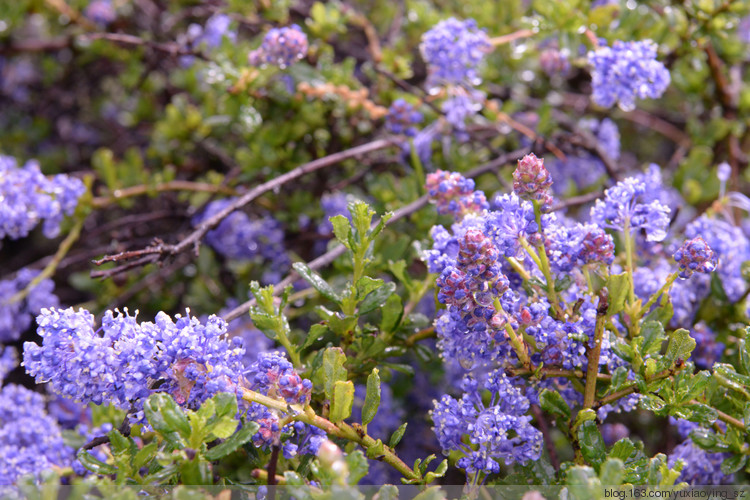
[531,201,562,316]
[405,326,436,347]
[7,214,85,305]
[594,369,676,409]
[494,298,530,369]
[623,222,636,305]
[409,138,426,195]
[239,388,419,482]
[688,399,746,431]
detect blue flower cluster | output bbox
[248,25,308,69]
[23,307,246,421]
[1,268,59,342]
[0,347,15,382]
[192,199,289,283]
[588,40,670,111]
[84,0,116,27]
[419,18,490,88]
[0,155,85,241]
[385,99,423,137]
[432,371,542,474]
[0,384,71,485]
[590,176,671,242]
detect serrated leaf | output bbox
[359,281,396,314]
[714,363,750,399]
[607,273,630,315]
[679,403,718,425]
[292,262,341,303]
[330,215,352,250]
[664,328,696,366]
[380,294,403,333]
[344,450,369,485]
[600,458,624,485]
[611,340,634,362]
[609,438,636,461]
[330,380,355,423]
[539,388,571,421]
[389,422,407,448]
[349,201,374,245]
[107,429,132,457]
[578,421,606,470]
[361,368,381,425]
[205,422,259,461]
[321,347,348,400]
[356,276,385,300]
[640,321,666,356]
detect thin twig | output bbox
[531,404,560,470]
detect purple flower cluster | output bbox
[0,384,71,485]
[512,153,553,206]
[673,236,717,279]
[0,347,16,382]
[243,352,320,458]
[669,439,732,485]
[440,90,483,141]
[0,155,86,240]
[426,170,488,220]
[588,40,670,111]
[192,199,289,283]
[248,25,308,69]
[689,323,724,369]
[385,99,423,137]
[0,268,59,342]
[539,48,571,77]
[23,307,246,421]
[590,176,671,242]
[419,18,491,88]
[431,371,542,474]
[180,14,236,67]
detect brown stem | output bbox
[583,291,609,409]
[531,405,560,470]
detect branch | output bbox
[95,138,397,275]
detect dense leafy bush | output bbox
[1,0,750,497]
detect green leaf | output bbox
[133,442,159,470]
[610,340,634,362]
[389,422,407,448]
[539,388,572,421]
[572,409,597,432]
[608,438,636,461]
[423,459,448,484]
[330,215,352,250]
[107,429,133,457]
[600,458,625,485]
[721,454,747,475]
[359,281,396,314]
[678,403,718,425]
[640,321,666,356]
[349,201,374,245]
[365,439,385,459]
[321,347,348,400]
[329,380,355,423]
[380,294,403,333]
[179,459,213,485]
[344,450,369,485]
[578,421,606,470]
[144,393,189,447]
[356,276,385,299]
[361,368,381,425]
[714,363,750,399]
[664,328,696,366]
[640,394,667,414]
[302,323,327,351]
[606,273,630,315]
[76,450,118,475]
[292,262,341,303]
[205,422,259,461]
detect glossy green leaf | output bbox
[330,214,352,249]
[606,273,630,315]
[321,347,348,400]
[76,450,118,475]
[361,368,381,425]
[292,262,341,303]
[205,421,259,461]
[329,380,354,422]
[389,422,407,448]
[359,281,396,314]
[379,294,403,333]
[539,388,572,421]
[664,328,696,366]
[144,393,190,447]
[578,420,606,470]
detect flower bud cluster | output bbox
[385,99,423,137]
[426,170,488,220]
[673,236,718,279]
[512,153,553,205]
